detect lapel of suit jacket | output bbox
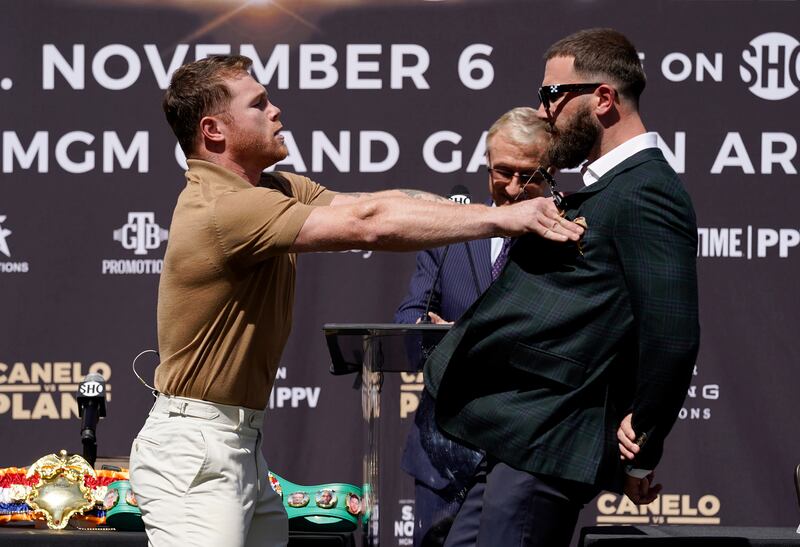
[468,238,492,293]
[563,148,665,205]
[465,198,494,294]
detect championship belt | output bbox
[268,472,363,532]
[0,450,131,530]
[102,480,144,531]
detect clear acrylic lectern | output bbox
[323,323,450,547]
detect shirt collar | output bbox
[581,132,659,187]
[186,159,254,190]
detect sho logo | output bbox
[0,215,12,258]
[740,32,800,100]
[113,212,168,255]
[79,380,104,397]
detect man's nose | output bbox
[507,175,524,197]
[535,102,552,123]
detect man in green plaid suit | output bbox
[424,29,700,546]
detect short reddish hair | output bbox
[163,55,253,155]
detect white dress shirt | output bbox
[582,132,659,187]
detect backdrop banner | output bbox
[1,1,799,544]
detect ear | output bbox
[199,115,226,144]
[594,84,617,116]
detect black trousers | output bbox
[443,458,600,547]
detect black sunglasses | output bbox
[538,83,602,110]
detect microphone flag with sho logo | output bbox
[449,185,471,204]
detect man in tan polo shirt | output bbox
[128,55,584,547]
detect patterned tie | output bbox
[491,237,512,281]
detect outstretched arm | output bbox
[290,194,583,253]
[329,189,450,206]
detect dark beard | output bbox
[546,104,600,169]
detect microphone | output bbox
[420,185,472,323]
[78,373,107,467]
[448,184,471,205]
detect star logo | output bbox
[550,85,559,93]
[0,215,12,258]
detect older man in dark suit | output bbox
[424,28,700,547]
[395,107,550,546]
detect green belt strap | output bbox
[268,472,364,532]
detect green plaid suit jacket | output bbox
[424,148,700,492]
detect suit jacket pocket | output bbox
[508,342,587,389]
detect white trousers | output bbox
[129,395,288,547]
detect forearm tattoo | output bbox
[342,189,449,202]
[396,189,449,202]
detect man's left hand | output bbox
[623,472,662,505]
[617,413,639,461]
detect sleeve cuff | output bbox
[625,466,653,479]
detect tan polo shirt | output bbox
[154,159,334,409]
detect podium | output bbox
[323,324,450,547]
